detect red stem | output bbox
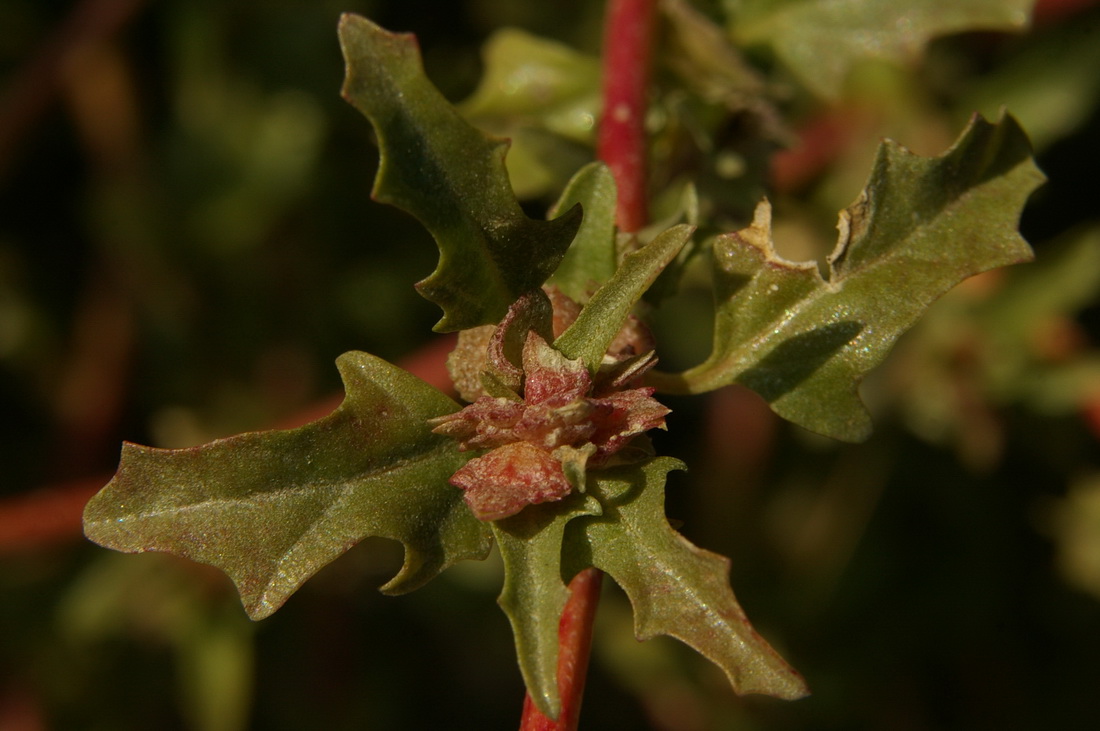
[597,0,657,234]
[518,569,604,730]
[519,2,656,729]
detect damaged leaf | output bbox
[649,113,1044,441]
[433,329,669,520]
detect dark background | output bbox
[2,0,1098,729]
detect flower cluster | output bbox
[431,291,668,521]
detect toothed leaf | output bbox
[493,494,602,719]
[338,14,582,331]
[84,351,491,620]
[652,113,1044,441]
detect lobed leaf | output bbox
[729,0,1034,98]
[338,14,582,331]
[649,113,1044,441]
[492,494,603,720]
[84,351,491,620]
[566,458,809,700]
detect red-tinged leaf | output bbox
[451,442,575,522]
[433,331,669,519]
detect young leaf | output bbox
[729,0,1034,98]
[555,223,694,371]
[566,458,809,700]
[547,162,619,302]
[649,113,1044,441]
[492,493,603,720]
[338,14,582,331]
[84,351,491,620]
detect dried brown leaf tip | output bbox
[432,292,668,521]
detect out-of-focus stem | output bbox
[597,0,657,234]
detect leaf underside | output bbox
[338,14,582,332]
[84,351,491,620]
[565,458,809,700]
[651,112,1044,441]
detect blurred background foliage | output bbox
[1,0,1098,728]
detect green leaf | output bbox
[728,0,1034,98]
[547,162,619,302]
[566,458,808,700]
[338,14,582,331]
[555,224,694,371]
[649,113,1044,441]
[492,494,603,720]
[460,28,601,144]
[84,351,491,620]
[459,27,602,198]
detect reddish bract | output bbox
[433,329,668,521]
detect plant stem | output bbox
[597,0,657,234]
[518,568,603,730]
[519,2,656,729]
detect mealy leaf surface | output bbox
[84,351,490,620]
